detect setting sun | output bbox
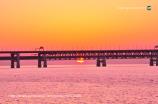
[77,58,84,63]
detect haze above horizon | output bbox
[0,0,158,50]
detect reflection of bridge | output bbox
[0,49,158,68]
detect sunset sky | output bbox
[0,0,158,50]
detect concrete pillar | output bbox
[38,53,42,68]
[43,60,47,68]
[96,59,101,67]
[16,53,20,68]
[38,53,47,68]
[156,58,158,66]
[102,59,106,67]
[11,53,20,68]
[43,53,47,68]
[96,58,106,67]
[38,60,42,68]
[11,53,15,68]
[150,58,154,66]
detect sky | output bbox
[0,0,158,50]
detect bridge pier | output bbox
[11,53,20,68]
[156,58,158,66]
[96,58,106,67]
[97,59,101,67]
[38,53,47,68]
[150,58,154,66]
[150,58,158,66]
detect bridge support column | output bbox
[150,58,158,66]
[43,53,47,68]
[16,53,20,68]
[102,59,107,67]
[156,58,158,66]
[11,53,20,68]
[11,53,15,68]
[38,59,42,68]
[97,59,101,67]
[96,58,106,67]
[38,53,47,68]
[150,58,154,66]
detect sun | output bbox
[77,58,84,63]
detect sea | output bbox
[0,63,158,104]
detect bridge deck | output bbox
[0,49,158,53]
[0,49,158,68]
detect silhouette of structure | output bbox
[35,46,44,51]
[0,49,158,68]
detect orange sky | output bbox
[0,0,158,50]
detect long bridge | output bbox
[0,49,158,68]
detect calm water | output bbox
[0,64,158,104]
